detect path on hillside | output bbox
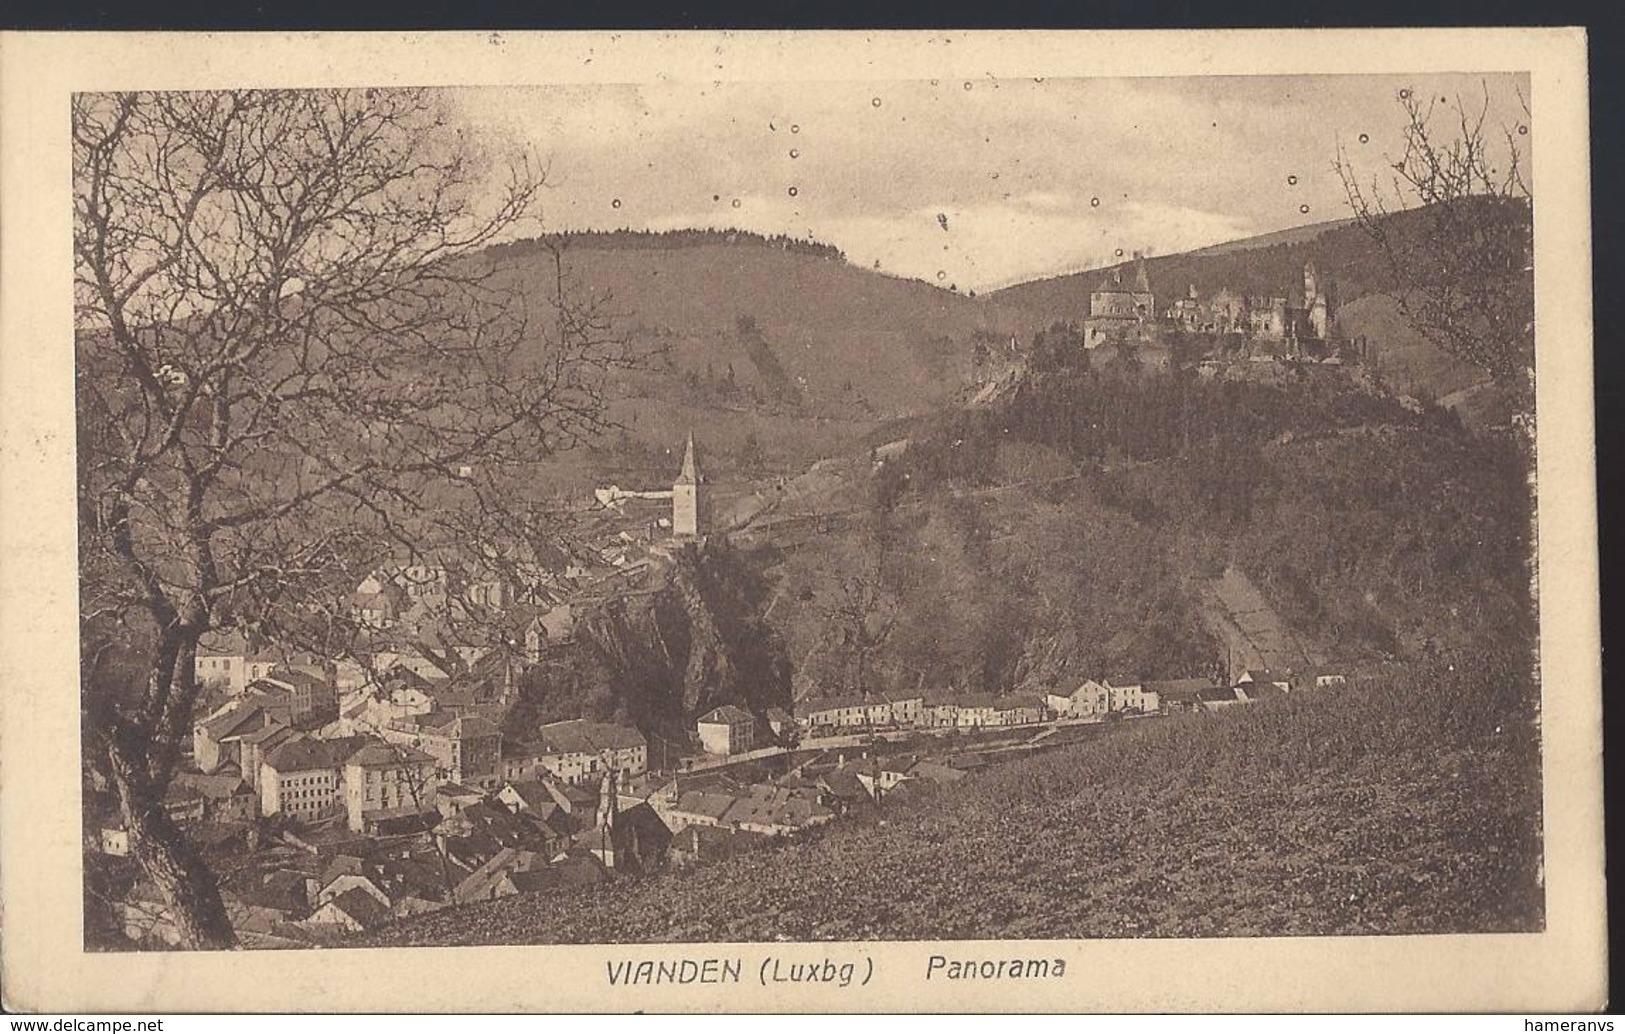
[1197,566,1319,678]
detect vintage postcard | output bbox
[0,28,1603,1013]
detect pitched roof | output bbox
[617,772,677,801]
[1238,669,1289,685]
[1093,265,1153,295]
[245,678,297,701]
[1143,677,1218,698]
[318,854,367,887]
[240,723,296,749]
[264,736,368,773]
[1197,685,1242,703]
[819,768,870,800]
[345,740,435,768]
[1240,681,1287,700]
[721,791,831,830]
[801,695,869,714]
[954,694,1002,710]
[175,772,253,800]
[163,781,206,804]
[263,668,334,692]
[551,852,609,888]
[197,628,258,656]
[673,790,737,820]
[373,856,450,903]
[765,707,794,724]
[455,714,502,739]
[325,887,393,930]
[538,719,647,755]
[907,761,967,784]
[249,869,314,913]
[502,780,558,814]
[995,698,1041,712]
[673,823,769,857]
[502,740,545,761]
[199,702,269,741]
[698,704,754,726]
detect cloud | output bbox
[450,73,1530,290]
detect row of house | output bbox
[502,719,650,788]
[1119,669,1349,713]
[783,667,1348,742]
[797,692,1057,735]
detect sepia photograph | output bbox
[0,28,1603,1013]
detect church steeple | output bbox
[675,432,701,486]
[672,432,706,538]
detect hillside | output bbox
[471,208,1507,494]
[501,538,793,750]
[362,651,1541,945]
[1186,218,1357,256]
[479,232,997,483]
[725,351,1532,713]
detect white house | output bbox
[1046,680,1110,718]
[341,740,440,833]
[533,719,648,786]
[921,701,960,728]
[801,697,870,730]
[954,696,999,728]
[1105,679,1155,714]
[260,739,350,821]
[696,705,756,755]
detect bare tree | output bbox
[1335,83,1534,413]
[74,89,628,948]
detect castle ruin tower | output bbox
[672,432,706,539]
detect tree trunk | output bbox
[107,734,237,950]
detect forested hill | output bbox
[982,205,1523,404]
[477,231,997,481]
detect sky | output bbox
[453,73,1530,292]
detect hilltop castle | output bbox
[1082,253,1157,348]
[1163,261,1334,347]
[1083,253,1338,358]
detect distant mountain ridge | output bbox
[476,209,1508,484]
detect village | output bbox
[91,428,1350,949]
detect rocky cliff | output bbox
[506,539,792,747]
